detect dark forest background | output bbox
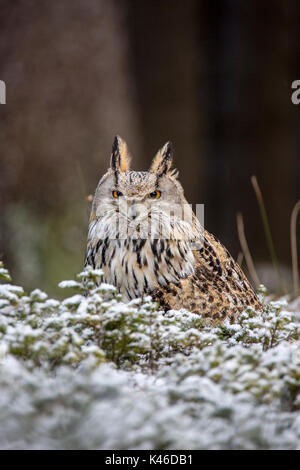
[0,0,300,296]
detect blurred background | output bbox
[0,0,300,297]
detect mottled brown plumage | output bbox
[85,136,261,325]
[152,230,261,326]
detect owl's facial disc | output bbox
[90,136,190,240]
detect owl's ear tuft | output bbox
[150,141,177,177]
[110,135,131,172]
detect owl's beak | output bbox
[129,204,138,220]
[127,200,146,220]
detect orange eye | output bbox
[112,190,122,198]
[148,190,161,199]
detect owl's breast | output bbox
[94,238,195,300]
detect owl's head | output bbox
[90,136,199,240]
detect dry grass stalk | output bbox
[236,212,260,289]
[251,175,286,295]
[290,200,300,298]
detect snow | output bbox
[0,265,300,449]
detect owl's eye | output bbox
[148,190,161,199]
[112,190,123,198]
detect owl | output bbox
[85,136,261,325]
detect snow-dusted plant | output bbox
[1,261,300,449]
[0,263,105,368]
[215,296,300,350]
[0,264,205,370]
[58,268,205,368]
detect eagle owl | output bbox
[85,136,261,325]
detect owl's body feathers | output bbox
[152,231,261,325]
[85,136,261,325]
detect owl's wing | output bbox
[151,229,261,325]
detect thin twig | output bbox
[236,251,244,268]
[290,200,300,298]
[236,212,260,289]
[251,175,286,295]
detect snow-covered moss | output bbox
[0,261,300,449]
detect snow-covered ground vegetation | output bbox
[0,261,300,449]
